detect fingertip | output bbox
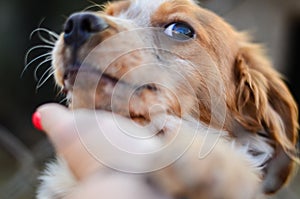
[35,103,70,133]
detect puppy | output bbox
[36,0,299,198]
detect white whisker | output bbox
[30,28,59,40]
[83,0,104,12]
[38,35,56,46]
[25,24,59,90]
[36,67,55,89]
[24,45,54,65]
[59,97,68,104]
[83,4,103,12]
[23,52,52,76]
[34,57,52,81]
[30,28,59,46]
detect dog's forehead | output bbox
[116,0,196,26]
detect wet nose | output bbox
[63,12,108,48]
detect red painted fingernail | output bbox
[32,112,43,131]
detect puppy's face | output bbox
[52,0,239,125]
[52,0,298,194]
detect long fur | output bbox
[35,0,299,198]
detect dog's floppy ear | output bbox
[233,37,299,194]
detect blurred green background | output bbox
[0,0,299,198]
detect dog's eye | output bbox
[164,22,195,40]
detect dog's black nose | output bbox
[63,13,108,47]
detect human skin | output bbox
[36,103,169,199]
[35,103,261,199]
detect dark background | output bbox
[0,1,102,198]
[0,0,299,198]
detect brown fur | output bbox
[51,0,298,198]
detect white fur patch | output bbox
[117,0,166,26]
[232,130,274,172]
[109,0,197,28]
[36,157,77,199]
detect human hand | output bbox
[34,103,170,199]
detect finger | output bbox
[36,103,76,150]
[35,103,103,179]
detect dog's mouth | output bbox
[62,63,119,92]
[62,63,164,123]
